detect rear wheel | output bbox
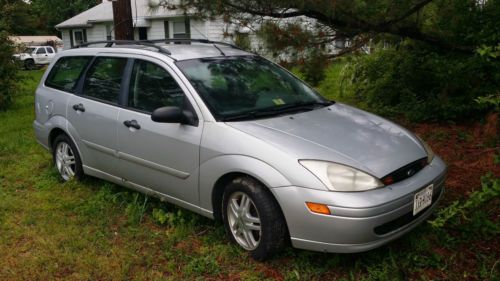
[52,134,83,181]
[222,177,287,260]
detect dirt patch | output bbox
[409,120,499,199]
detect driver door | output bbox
[33,47,49,64]
[116,57,203,206]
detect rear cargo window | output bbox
[45,56,92,93]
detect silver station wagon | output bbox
[34,39,447,260]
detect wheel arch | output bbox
[200,155,292,222]
[47,126,84,167]
[48,127,67,150]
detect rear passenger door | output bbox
[67,56,129,176]
[116,58,203,206]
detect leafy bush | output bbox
[339,41,500,121]
[430,173,499,234]
[0,7,19,111]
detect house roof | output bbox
[56,0,188,29]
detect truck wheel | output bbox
[24,59,35,70]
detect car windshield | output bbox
[23,48,36,53]
[176,56,331,121]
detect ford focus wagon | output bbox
[34,39,447,260]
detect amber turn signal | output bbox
[306,202,331,215]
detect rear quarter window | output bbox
[45,56,92,93]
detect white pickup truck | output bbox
[13,46,57,70]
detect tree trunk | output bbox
[112,0,134,40]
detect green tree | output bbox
[30,0,100,34]
[155,0,500,121]
[0,1,19,110]
[0,0,39,35]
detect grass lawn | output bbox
[0,70,498,280]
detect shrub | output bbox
[429,173,499,234]
[339,40,500,122]
[0,9,19,111]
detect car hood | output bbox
[13,53,30,58]
[227,103,427,178]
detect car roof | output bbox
[58,42,254,62]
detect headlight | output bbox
[299,160,384,192]
[417,136,434,163]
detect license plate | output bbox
[413,184,433,215]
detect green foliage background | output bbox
[0,2,19,111]
[339,41,500,121]
[252,0,500,122]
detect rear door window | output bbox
[45,56,92,93]
[36,48,47,54]
[82,57,128,104]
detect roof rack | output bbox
[76,40,173,55]
[144,38,243,51]
[74,39,244,60]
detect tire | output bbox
[24,59,35,70]
[222,176,288,261]
[52,134,84,181]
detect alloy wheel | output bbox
[227,191,262,250]
[55,141,76,181]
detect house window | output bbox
[335,38,346,49]
[73,29,86,47]
[173,18,190,41]
[138,27,148,40]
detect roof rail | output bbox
[75,40,172,55]
[74,39,244,60]
[144,38,242,50]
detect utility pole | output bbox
[112,0,134,40]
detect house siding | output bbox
[86,24,107,42]
[207,19,226,42]
[148,20,165,40]
[59,18,238,50]
[190,20,206,39]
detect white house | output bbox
[56,0,238,49]
[55,0,347,58]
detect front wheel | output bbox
[52,134,84,181]
[24,59,35,70]
[222,177,288,260]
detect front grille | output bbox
[381,158,428,185]
[374,187,442,236]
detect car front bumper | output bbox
[271,156,447,253]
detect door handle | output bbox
[72,103,85,112]
[123,120,141,130]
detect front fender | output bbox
[198,154,292,211]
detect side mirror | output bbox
[151,106,198,126]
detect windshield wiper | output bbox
[221,100,334,122]
[266,100,334,113]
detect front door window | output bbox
[127,59,186,113]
